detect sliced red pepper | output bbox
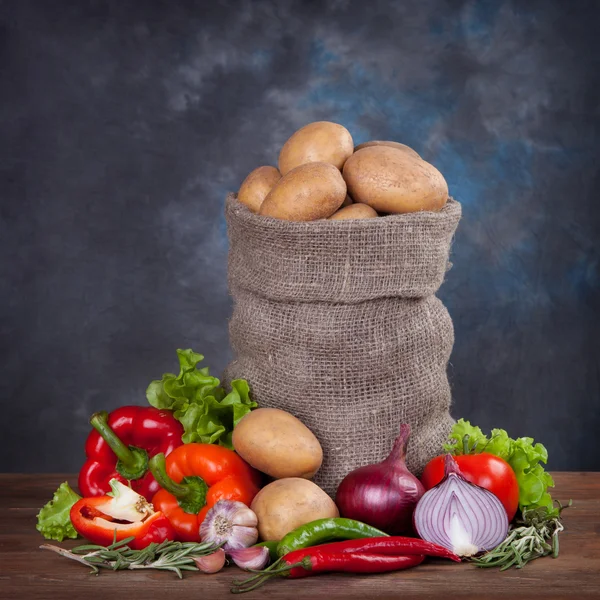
[79,406,183,501]
[69,480,175,550]
[149,444,261,542]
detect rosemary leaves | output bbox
[471,500,571,571]
[41,535,223,578]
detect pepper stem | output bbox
[149,453,191,497]
[90,411,148,480]
[148,453,208,514]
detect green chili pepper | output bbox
[254,541,279,563]
[277,518,388,557]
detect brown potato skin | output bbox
[232,408,323,479]
[250,478,339,541]
[343,146,448,213]
[341,194,353,207]
[329,203,378,220]
[279,121,354,175]
[260,162,347,221]
[238,166,281,213]
[354,140,421,160]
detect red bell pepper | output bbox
[149,444,261,542]
[70,479,176,550]
[79,406,183,501]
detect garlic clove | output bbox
[228,546,269,571]
[226,526,259,551]
[232,505,258,528]
[194,548,226,574]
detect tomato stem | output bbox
[462,434,470,455]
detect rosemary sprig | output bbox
[471,499,571,571]
[41,536,223,578]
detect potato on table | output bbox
[251,478,339,541]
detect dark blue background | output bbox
[1,0,598,472]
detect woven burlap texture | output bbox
[223,193,461,496]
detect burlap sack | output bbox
[223,193,461,496]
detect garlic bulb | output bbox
[199,500,258,551]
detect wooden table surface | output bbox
[2,473,599,600]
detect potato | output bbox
[354,140,421,160]
[341,194,353,207]
[343,146,448,213]
[259,162,346,221]
[279,121,354,175]
[251,478,339,541]
[238,166,281,213]
[233,408,323,479]
[329,203,378,220]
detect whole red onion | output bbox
[335,424,424,534]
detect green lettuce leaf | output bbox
[36,482,81,541]
[444,419,557,517]
[146,349,256,449]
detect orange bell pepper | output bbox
[149,444,261,542]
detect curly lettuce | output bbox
[146,349,256,449]
[443,419,556,516]
[36,482,81,541]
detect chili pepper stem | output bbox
[148,453,208,514]
[231,559,308,594]
[90,411,149,481]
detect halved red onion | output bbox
[413,454,509,557]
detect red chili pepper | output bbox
[69,480,176,550]
[285,550,425,578]
[79,407,183,501]
[307,536,460,562]
[232,550,424,592]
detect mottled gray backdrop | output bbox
[1,0,598,472]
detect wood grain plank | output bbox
[1,473,599,600]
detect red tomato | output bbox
[421,453,519,521]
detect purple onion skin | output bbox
[335,424,425,535]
